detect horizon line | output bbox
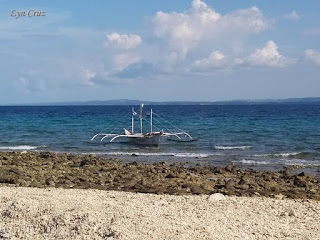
[2,96,320,106]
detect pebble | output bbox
[274,193,284,200]
[288,209,296,217]
[0,224,10,239]
[280,209,296,217]
[208,193,226,202]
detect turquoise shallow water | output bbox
[0,104,320,172]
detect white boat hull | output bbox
[91,104,195,146]
[128,134,161,146]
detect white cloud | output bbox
[81,69,96,86]
[284,11,300,21]
[221,6,269,33]
[106,32,142,50]
[247,41,295,67]
[152,0,269,59]
[193,51,227,71]
[192,41,298,71]
[304,49,320,66]
[113,53,141,71]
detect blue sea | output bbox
[1,104,320,173]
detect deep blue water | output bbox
[0,104,320,172]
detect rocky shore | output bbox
[0,151,319,200]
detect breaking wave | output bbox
[0,145,45,150]
[88,151,219,158]
[240,159,269,165]
[240,158,320,166]
[251,152,320,158]
[214,145,251,150]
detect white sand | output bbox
[0,187,319,240]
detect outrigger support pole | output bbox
[140,103,143,134]
[131,107,134,134]
[150,108,153,133]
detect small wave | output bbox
[172,153,210,158]
[240,158,320,166]
[283,159,320,166]
[240,159,269,165]
[252,152,303,158]
[89,151,213,158]
[0,145,46,150]
[274,152,302,157]
[214,145,251,150]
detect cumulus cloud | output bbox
[247,41,295,67]
[81,69,96,86]
[106,32,142,50]
[152,0,269,59]
[284,11,300,21]
[113,53,141,70]
[115,62,159,78]
[191,41,296,71]
[304,49,320,66]
[193,51,227,71]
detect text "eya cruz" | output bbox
[10,9,46,19]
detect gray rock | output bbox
[288,209,296,217]
[1,210,12,218]
[208,193,226,202]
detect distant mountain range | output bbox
[14,97,320,106]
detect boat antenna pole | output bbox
[131,107,134,134]
[140,103,144,134]
[150,108,153,133]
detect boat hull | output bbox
[128,134,161,146]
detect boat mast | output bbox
[131,107,134,134]
[150,108,153,133]
[139,103,143,134]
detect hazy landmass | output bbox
[3,97,320,106]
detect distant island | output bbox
[4,97,320,106]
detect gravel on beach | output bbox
[0,187,319,240]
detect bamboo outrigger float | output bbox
[91,104,195,146]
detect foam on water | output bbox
[282,159,320,166]
[274,152,302,157]
[87,151,217,158]
[240,159,269,165]
[240,158,320,166]
[252,152,302,157]
[0,145,44,150]
[214,146,251,150]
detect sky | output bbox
[0,0,319,104]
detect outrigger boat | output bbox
[91,104,195,146]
